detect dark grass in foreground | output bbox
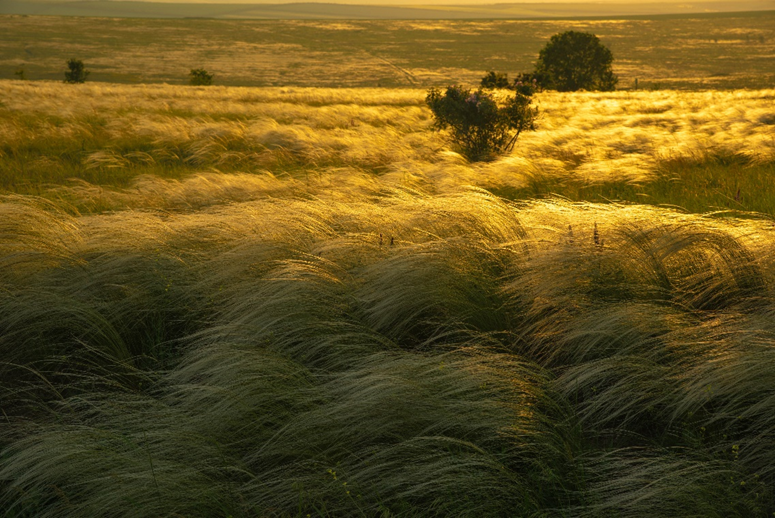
[2,193,775,516]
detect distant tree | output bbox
[425,85,538,162]
[64,58,90,83]
[534,31,617,91]
[189,68,213,86]
[480,71,511,89]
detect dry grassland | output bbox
[2,81,774,213]
[3,12,775,88]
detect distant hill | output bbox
[2,0,774,19]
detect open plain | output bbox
[2,11,775,88]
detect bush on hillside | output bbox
[425,85,538,162]
[189,68,213,86]
[513,72,547,93]
[64,59,89,84]
[535,31,618,91]
[480,71,511,89]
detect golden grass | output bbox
[4,13,775,89]
[2,80,775,515]
[2,81,774,213]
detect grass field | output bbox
[3,11,775,88]
[1,80,775,516]
[2,82,774,213]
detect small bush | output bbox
[189,68,213,86]
[514,72,547,93]
[64,59,89,84]
[535,31,617,91]
[425,85,538,162]
[480,71,511,89]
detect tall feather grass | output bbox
[2,81,775,516]
[2,82,774,213]
[2,190,775,515]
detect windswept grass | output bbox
[2,80,775,516]
[3,192,775,516]
[2,82,774,215]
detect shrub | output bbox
[64,58,89,83]
[189,68,213,86]
[535,31,618,92]
[514,72,547,93]
[480,71,511,89]
[425,85,538,162]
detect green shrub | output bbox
[514,72,547,93]
[189,68,213,86]
[480,71,511,89]
[425,85,538,162]
[535,31,618,91]
[64,58,89,84]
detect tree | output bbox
[425,85,538,162]
[64,58,89,83]
[480,71,510,89]
[189,68,213,86]
[534,31,617,92]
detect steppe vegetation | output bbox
[425,84,538,161]
[2,82,773,213]
[63,58,90,84]
[3,12,775,88]
[533,31,618,91]
[1,79,775,516]
[189,68,214,87]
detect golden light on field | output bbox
[3,13,774,89]
[1,82,773,211]
[2,79,775,515]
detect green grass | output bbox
[3,191,775,516]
